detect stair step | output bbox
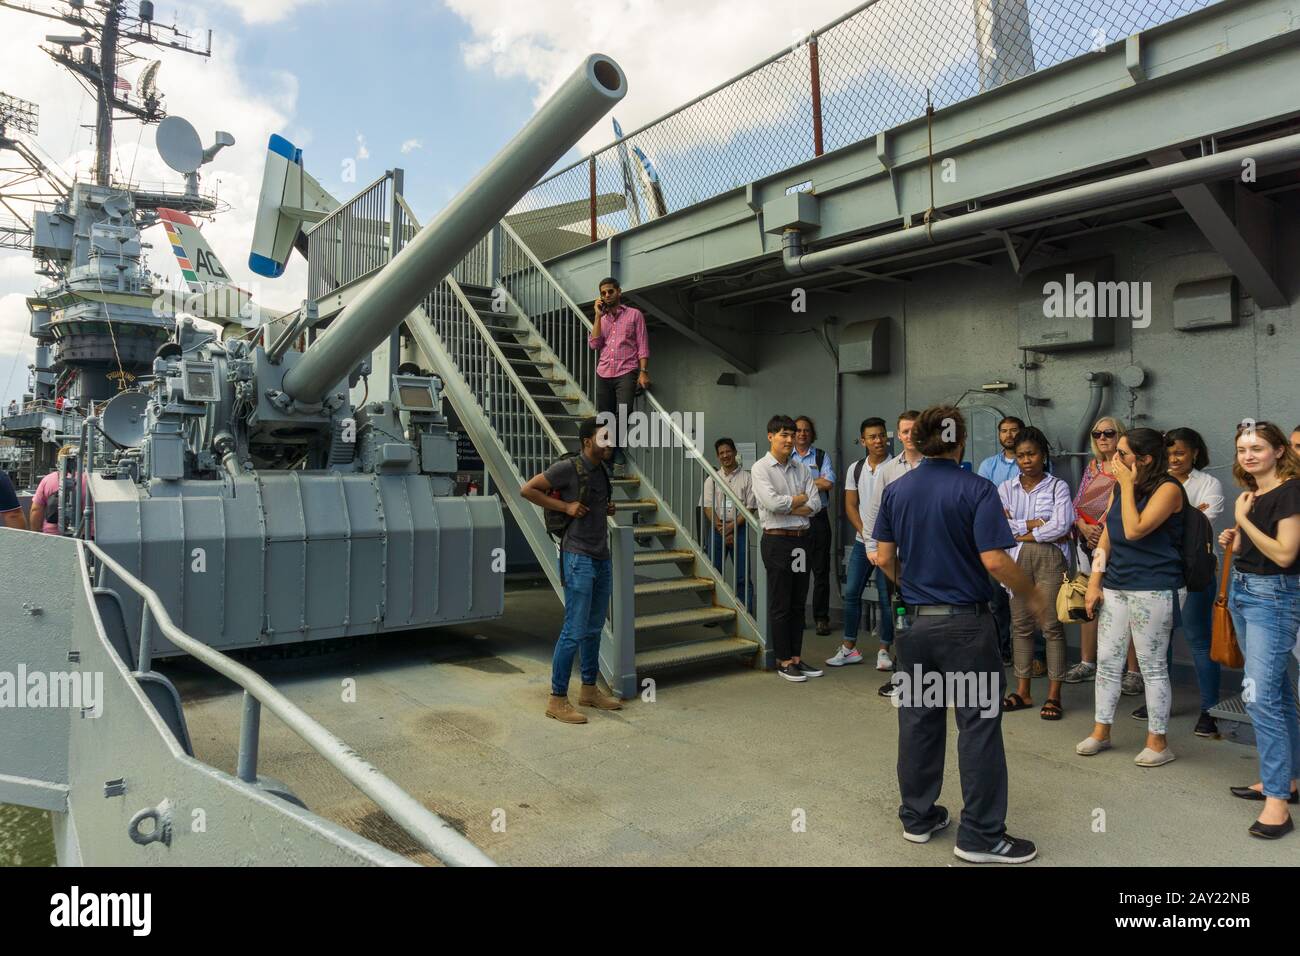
[613,499,657,512]
[630,523,675,538]
[480,323,523,334]
[611,477,640,487]
[634,637,759,672]
[495,342,543,352]
[513,375,560,384]
[633,549,694,566]
[634,606,735,632]
[509,359,555,369]
[634,577,714,597]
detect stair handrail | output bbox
[496,218,762,538]
[81,538,496,868]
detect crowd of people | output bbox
[527,385,1300,858]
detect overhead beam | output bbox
[1149,148,1288,307]
[632,289,757,374]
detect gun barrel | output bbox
[282,54,627,404]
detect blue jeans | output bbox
[709,524,753,612]
[843,541,893,646]
[1179,581,1221,713]
[551,551,613,696]
[1228,571,1300,800]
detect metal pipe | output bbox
[782,132,1300,274]
[283,54,626,404]
[236,691,261,783]
[1070,372,1111,488]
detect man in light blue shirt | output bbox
[793,415,836,635]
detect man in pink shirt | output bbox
[589,277,650,477]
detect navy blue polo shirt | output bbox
[872,457,1015,605]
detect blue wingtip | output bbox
[267,134,297,162]
[249,252,285,278]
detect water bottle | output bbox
[893,595,910,633]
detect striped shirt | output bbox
[701,464,756,523]
[751,451,822,531]
[997,472,1075,563]
[588,304,649,379]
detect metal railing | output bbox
[496,219,763,633]
[510,0,1218,251]
[306,171,400,301]
[82,538,496,867]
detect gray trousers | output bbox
[595,370,638,461]
[895,611,1009,852]
[1011,542,1068,681]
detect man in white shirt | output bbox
[862,410,922,693]
[828,417,893,669]
[702,437,757,611]
[751,414,824,683]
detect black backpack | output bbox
[1174,481,1216,592]
[544,453,596,542]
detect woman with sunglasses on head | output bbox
[1063,418,1143,692]
[1077,428,1184,767]
[1218,421,1300,839]
[1165,428,1225,737]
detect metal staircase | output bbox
[386,202,768,696]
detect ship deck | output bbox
[162,580,1283,867]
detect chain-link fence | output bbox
[508,0,1219,259]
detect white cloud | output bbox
[215,0,327,25]
[0,13,309,408]
[400,138,423,154]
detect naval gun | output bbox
[86,55,628,655]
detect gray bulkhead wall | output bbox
[644,209,1300,618]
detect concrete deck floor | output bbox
[163,579,1288,867]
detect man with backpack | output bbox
[521,418,622,723]
[792,416,836,635]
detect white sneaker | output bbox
[875,648,893,671]
[826,645,863,667]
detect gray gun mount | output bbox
[85,54,628,655]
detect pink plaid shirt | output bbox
[588,304,649,379]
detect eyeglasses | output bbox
[1092,429,1118,439]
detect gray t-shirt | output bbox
[543,453,611,560]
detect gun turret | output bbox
[282,53,627,405]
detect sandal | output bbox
[1002,693,1032,712]
[1040,698,1063,721]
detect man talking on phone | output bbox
[589,277,649,478]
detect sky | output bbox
[0,0,1213,408]
[0,0,864,408]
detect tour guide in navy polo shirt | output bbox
[873,405,1050,864]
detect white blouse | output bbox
[1182,469,1225,522]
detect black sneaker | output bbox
[1130,705,1147,721]
[795,659,824,678]
[815,619,832,636]
[954,834,1037,864]
[778,663,807,683]
[878,677,900,698]
[903,806,950,844]
[1194,711,1218,737]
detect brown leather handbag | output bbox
[1210,538,1244,668]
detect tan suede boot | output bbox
[546,694,587,724]
[579,683,623,710]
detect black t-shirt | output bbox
[0,472,19,513]
[542,453,611,560]
[1235,479,1300,575]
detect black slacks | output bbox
[894,611,1009,852]
[594,370,638,459]
[761,532,811,662]
[808,508,831,622]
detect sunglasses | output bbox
[1092,429,1118,439]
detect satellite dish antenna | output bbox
[100,391,150,449]
[156,115,203,174]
